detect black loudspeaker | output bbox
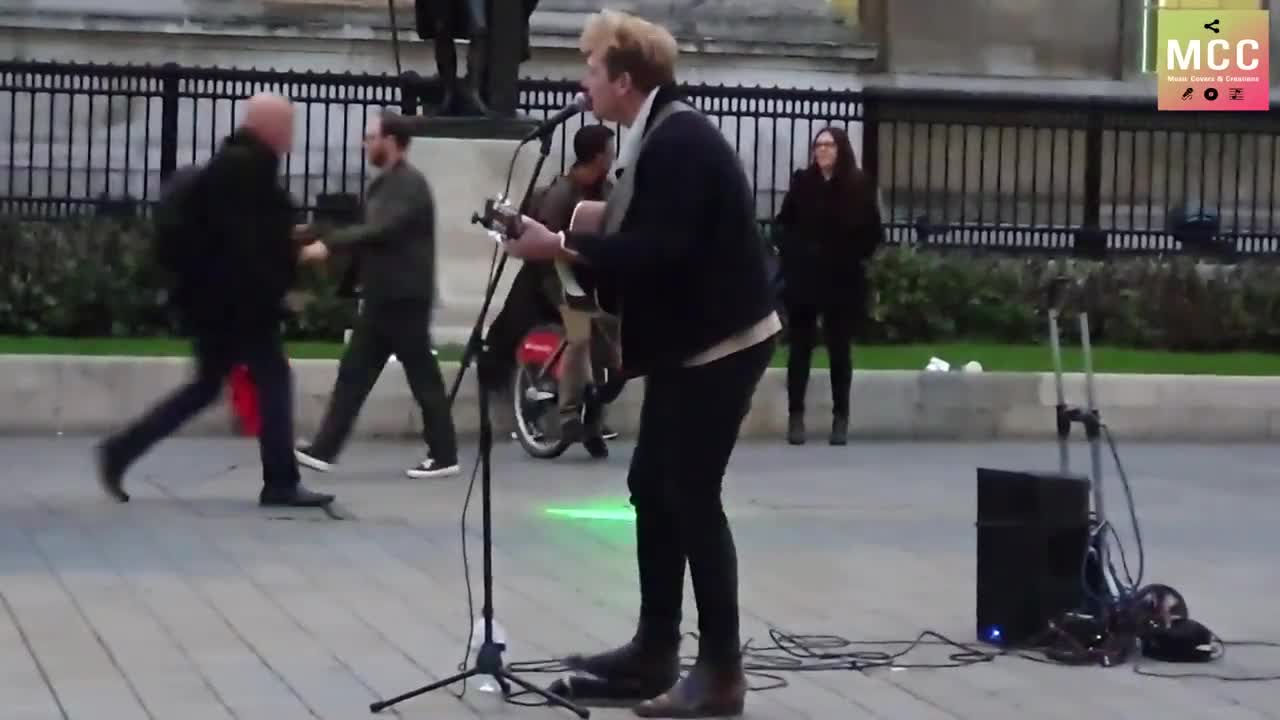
[976,468,1091,648]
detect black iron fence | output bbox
[4,60,1280,257]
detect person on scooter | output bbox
[535,124,619,451]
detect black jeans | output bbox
[309,299,457,465]
[103,328,300,492]
[627,336,773,662]
[785,302,853,417]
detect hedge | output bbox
[3,217,1280,351]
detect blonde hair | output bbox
[579,10,678,93]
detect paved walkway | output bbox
[0,435,1277,719]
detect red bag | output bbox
[228,364,261,436]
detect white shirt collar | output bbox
[613,86,661,179]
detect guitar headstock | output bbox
[471,195,525,243]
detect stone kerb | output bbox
[2,355,1279,441]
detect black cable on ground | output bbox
[1133,640,1280,682]
[498,629,999,707]
[1030,423,1280,679]
[447,410,1277,710]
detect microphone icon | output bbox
[1181,87,1194,101]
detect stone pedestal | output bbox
[406,118,544,343]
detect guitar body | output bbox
[555,200,620,315]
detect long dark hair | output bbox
[811,126,857,180]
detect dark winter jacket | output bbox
[774,166,884,314]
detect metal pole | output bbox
[1080,313,1113,597]
[1049,308,1069,475]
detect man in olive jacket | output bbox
[294,110,459,479]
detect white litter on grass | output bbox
[924,357,984,373]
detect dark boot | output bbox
[431,33,459,116]
[787,414,805,445]
[259,485,335,508]
[563,621,681,704]
[95,443,129,502]
[546,413,585,445]
[582,393,609,459]
[457,36,491,116]
[632,658,747,718]
[830,414,848,446]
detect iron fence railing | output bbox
[4,60,1280,257]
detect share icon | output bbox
[1204,18,1221,33]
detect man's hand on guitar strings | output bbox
[504,215,570,262]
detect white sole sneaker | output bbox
[294,448,335,473]
[406,463,460,479]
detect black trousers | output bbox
[627,336,773,662]
[785,301,854,417]
[103,328,300,491]
[309,300,457,464]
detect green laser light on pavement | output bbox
[543,505,636,522]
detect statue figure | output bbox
[413,0,540,117]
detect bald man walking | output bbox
[96,93,335,508]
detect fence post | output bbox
[861,91,881,187]
[1074,105,1106,258]
[159,62,180,181]
[399,71,422,116]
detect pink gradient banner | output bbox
[1158,9,1269,111]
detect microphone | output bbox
[521,92,592,144]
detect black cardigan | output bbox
[564,87,775,377]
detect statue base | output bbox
[402,114,539,142]
[406,119,546,343]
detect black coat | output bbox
[775,167,884,317]
[181,131,299,337]
[564,85,775,377]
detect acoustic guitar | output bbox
[475,196,620,316]
[553,200,620,316]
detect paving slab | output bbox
[0,435,1277,720]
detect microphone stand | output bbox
[369,130,589,719]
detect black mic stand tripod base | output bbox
[368,131,590,719]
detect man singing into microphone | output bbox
[502,10,780,718]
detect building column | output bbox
[1118,0,1147,80]
[859,0,890,72]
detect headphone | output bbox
[1131,584,1217,663]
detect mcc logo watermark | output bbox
[1158,9,1269,111]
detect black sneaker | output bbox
[556,416,586,444]
[259,485,335,507]
[601,424,619,441]
[406,457,460,479]
[583,436,609,459]
[294,443,336,472]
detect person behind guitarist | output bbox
[534,123,617,453]
[502,10,780,718]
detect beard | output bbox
[369,148,388,168]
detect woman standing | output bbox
[775,126,884,445]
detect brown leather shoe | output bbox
[562,639,680,704]
[632,660,746,718]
